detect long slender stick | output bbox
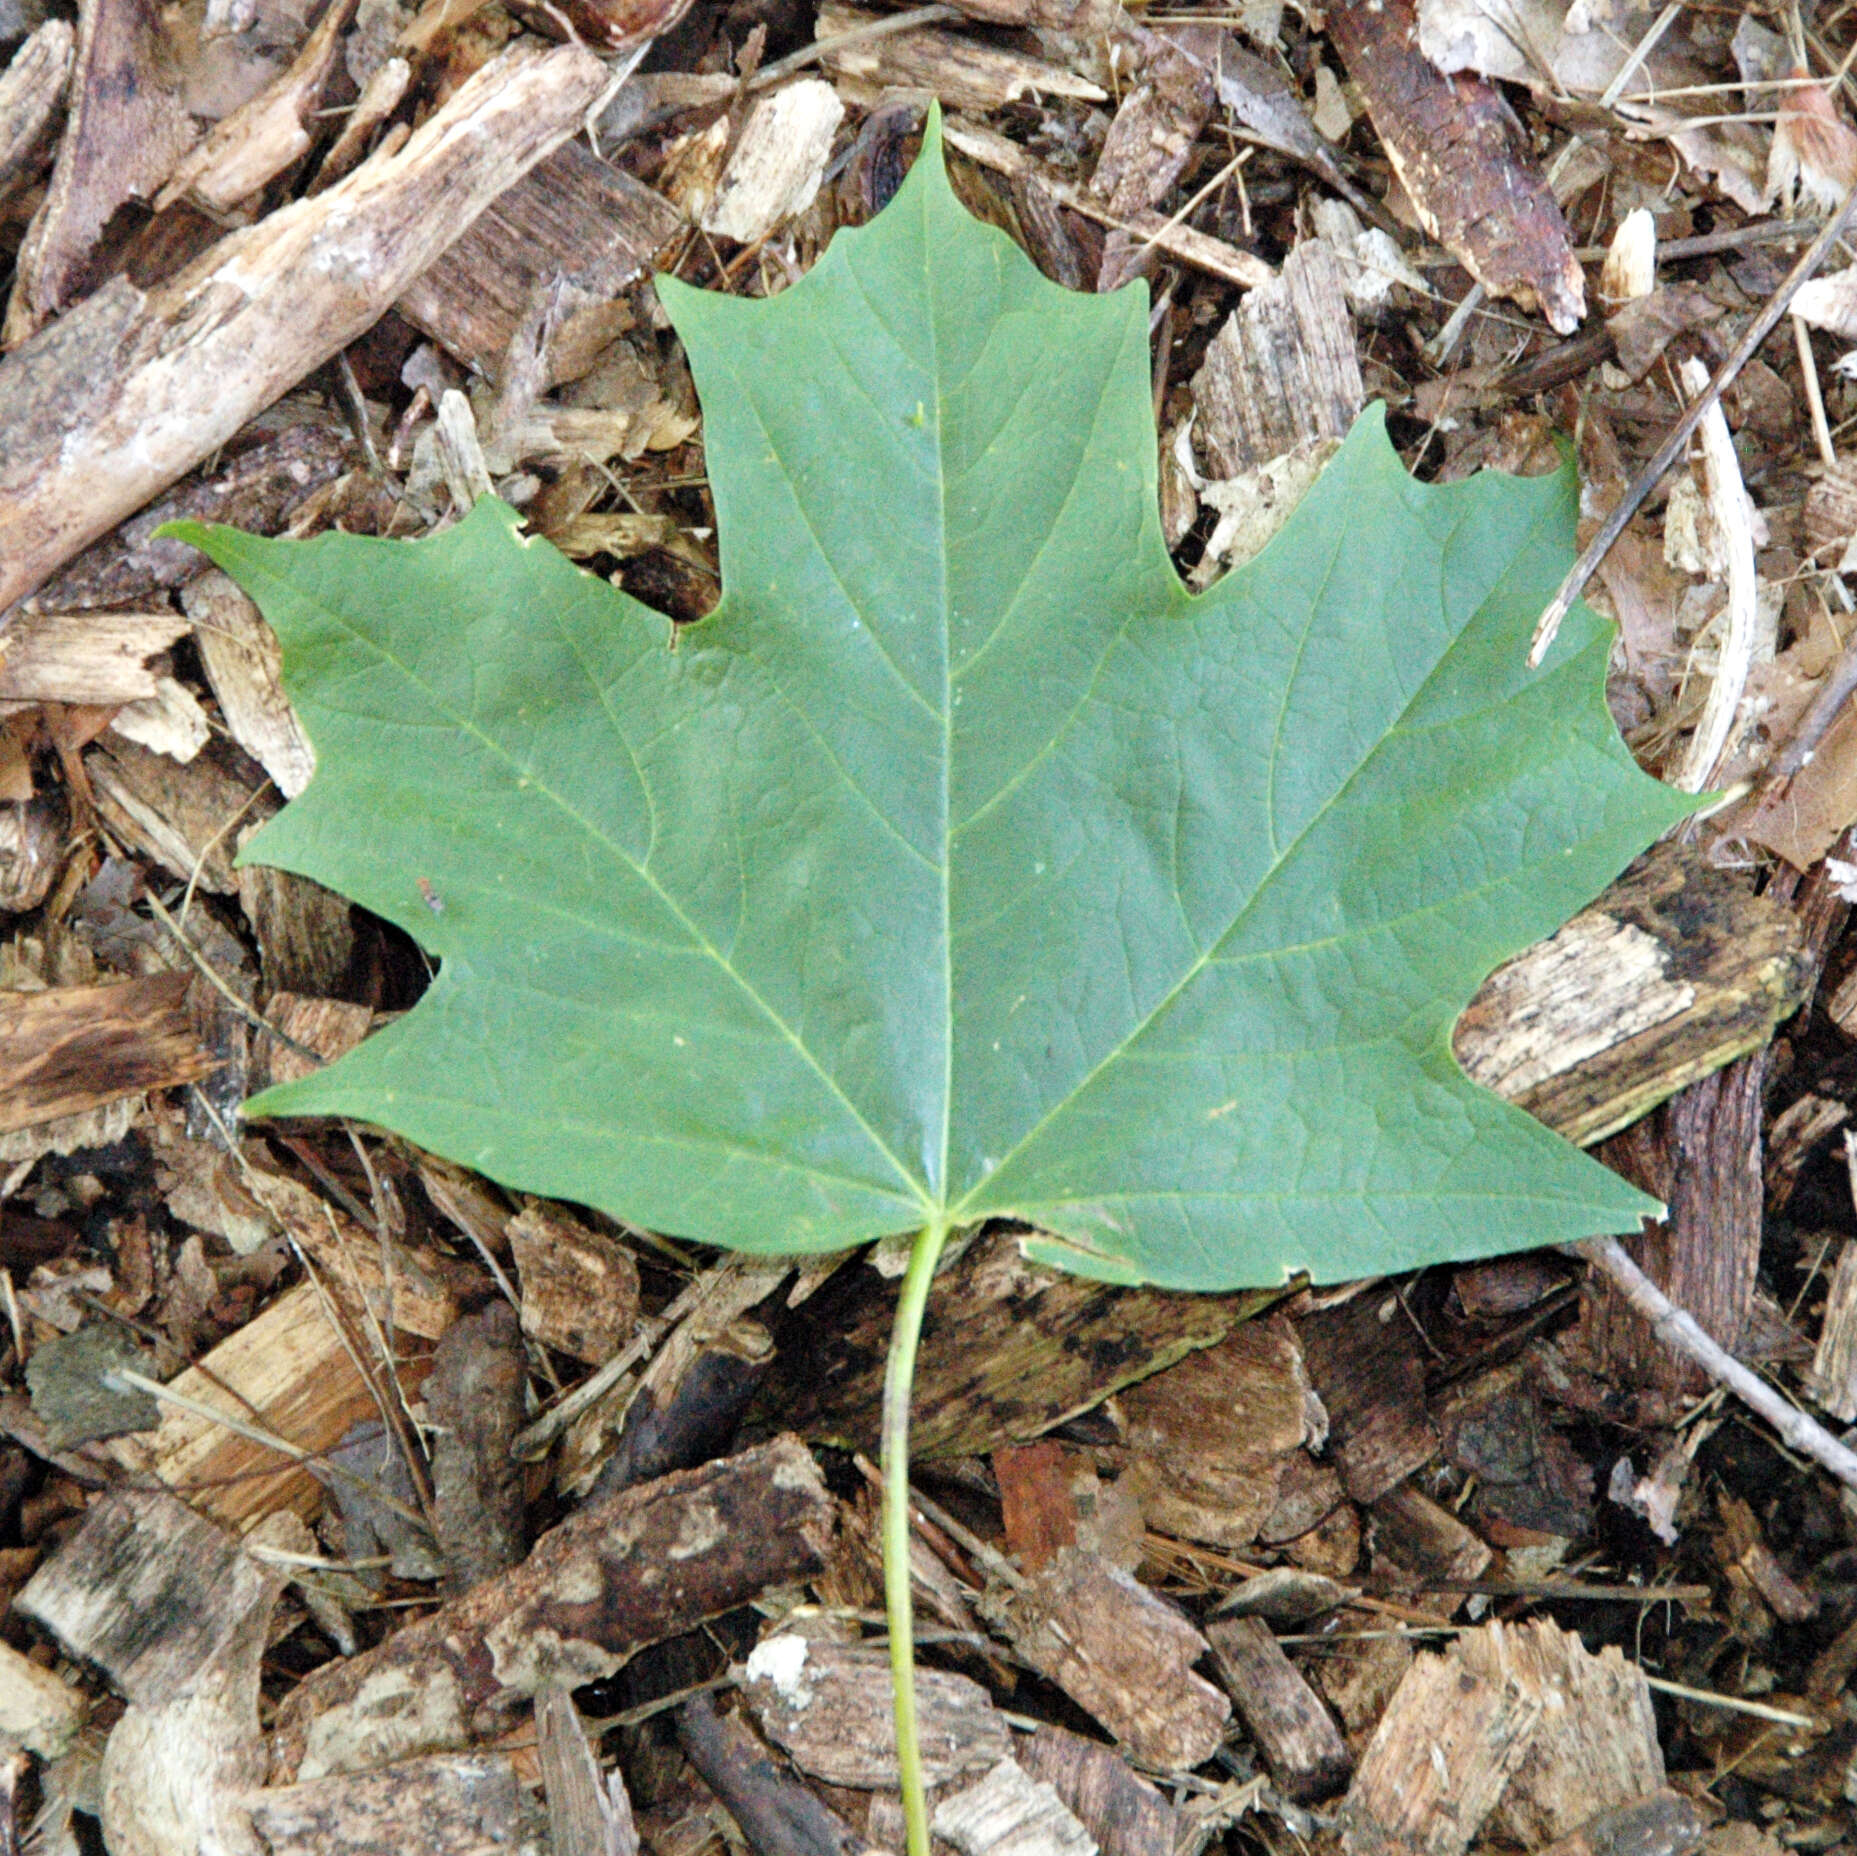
[882,1216,951,1856]
[1577,1236,1857,1488]
[1528,170,1857,667]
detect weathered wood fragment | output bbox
[0,608,188,705]
[0,787,64,914]
[18,1488,275,1703]
[740,1630,1011,1790]
[155,0,355,216]
[1371,1483,1492,1587]
[507,1202,640,1366]
[83,738,269,893]
[1458,1622,1663,1848]
[236,854,355,997]
[0,1639,83,1759]
[1019,1723,1175,1856]
[0,972,215,1134]
[105,1276,435,1525]
[244,1753,529,1855]
[1111,1314,1310,1549]
[1809,1237,1857,1420]
[985,1547,1229,1771]
[540,1681,641,1856]
[253,992,372,1088]
[272,1438,835,1779]
[1339,1648,1542,1856]
[185,570,314,799]
[1206,1615,1352,1802]
[703,80,843,246]
[0,38,608,613]
[759,1224,1273,1458]
[1456,844,1808,1149]
[818,3,1103,114]
[426,1300,528,1594]
[1190,240,1362,475]
[396,138,682,386]
[677,1691,862,1856]
[1296,1292,1437,1504]
[0,22,73,202]
[934,1759,1094,1856]
[5,0,193,337]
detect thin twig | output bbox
[1529,171,1857,667]
[1576,1236,1857,1491]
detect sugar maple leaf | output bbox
[175,115,1689,1291]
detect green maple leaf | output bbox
[173,115,1690,1292]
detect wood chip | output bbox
[0,22,74,200]
[1456,843,1809,1148]
[0,608,188,706]
[1809,1236,1857,1422]
[1018,1723,1176,1856]
[0,972,215,1134]
[933,1758,1095,1856]
[704,80,843,245]
[507,1202,640,1365]
[185,569,314,798]
[1190,240,1362,476]
[1296,1291,1437,1505]
[741,1630,1012,1789]
[245,1752,528,1856]
[1206,1615,1352,1802]
[986,1546,1230,1771]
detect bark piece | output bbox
[1809,1238,1857,1421]
[539,1681,640,1856]
[6,0,193,335]
[986,1546,1229,1771]
[994,1440,1079,1574]
[818,4,1102,116]
[933,1759,1094,1856]
[0,39,609,613]
[1190,240,1362,476]
[677,1692,861,1856]
[741,1630,1011,1789]
[84,738,270,893]
[759,1224,1274,1458]
[0,22,73,201]
[1296,1292,1437,1505]
[24,1321,160,1447]
[18,1488,275,1703]
[1112,1315,1310,1549]
[185,570,314,799]
[105,1276,433,1526]
[272,1437,835,1780]
[507,1202,639,1367]
[0,972,216,1134]
[396,138,682,387]
[1370,1483,1492,1587]
[1206,1615,1351,1802]
[252,992,371,1089]
[1578,1052,1766,1394]
[1326,0,1583,333]
[1437,1364,1592,1540]
[1019,1723,1175,1856]
[0,788,65,914]
[426,1300,528,1594]
[1456,843,1809,1148]
[0,607,188,705]
[244,1753,528,1856]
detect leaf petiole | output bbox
[882,1212,953,1856]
